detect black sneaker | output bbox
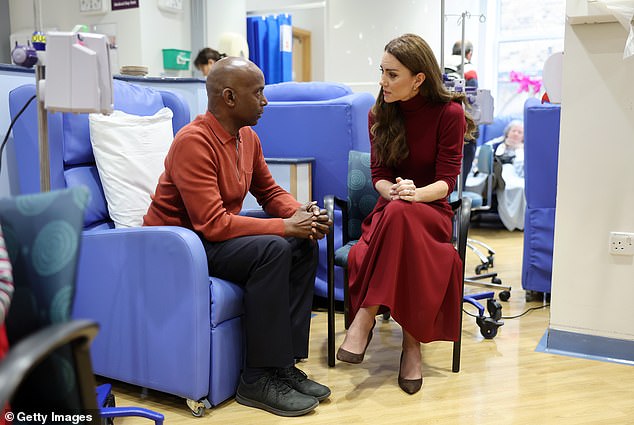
[236,372,319,417]
[278,365,331,401]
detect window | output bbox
[495,0,565,116]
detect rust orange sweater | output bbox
[143,112,300,241]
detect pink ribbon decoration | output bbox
[509,71,542,94]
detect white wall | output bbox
[139,1,191,76]
[325,0,486,94]
[206,0,246,56]
[8,0,191,76]
[283,7,326,81]
[551,2,634,341]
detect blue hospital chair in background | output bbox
[522,98,561,301]
[253,81,375,305]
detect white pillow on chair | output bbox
[89,107,174,228]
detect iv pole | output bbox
[441,3,487,196]
[442,6,487,80]
[442,0,489,373]
[34,0,50,192]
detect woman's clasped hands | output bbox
[390,177,417,202]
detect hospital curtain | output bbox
[246,14,293,84]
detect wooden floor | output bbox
[108,227,634,424]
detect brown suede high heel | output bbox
[398,351,423,394]
[336,320,376,364]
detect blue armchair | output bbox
[9,80,244,414]
[0,187,164,425]
[522,98,561,299]
[476,113,523,146]
[253,81,375,302]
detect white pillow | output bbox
[89,107,174,228]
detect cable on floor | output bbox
[462,303,550,320]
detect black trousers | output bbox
[201,235,318,368]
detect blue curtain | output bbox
[247,14,292,84]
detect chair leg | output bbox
[343,269,351,330]
[452,336,462,373]
[453,197,471,373]
[327,286,335,367]
[327,232,336,367]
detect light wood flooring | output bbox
[106,227,634,424]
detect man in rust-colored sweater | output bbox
[144,57,331,417]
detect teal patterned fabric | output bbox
[0,187,89,413]
[335,151,379,267]
[346,151,379,241]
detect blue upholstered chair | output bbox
[0,187,164,424]
[0,188,96,415]
[253,82,375,303]
[9,80,244,415]
[476,114,523,146]
[324,151,471,369]
[522,98,561,300]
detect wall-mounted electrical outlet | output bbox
[609,232,634,255]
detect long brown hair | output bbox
[371,33,477,166]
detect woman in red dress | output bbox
[336,34,477,394]
[0,225,14,424]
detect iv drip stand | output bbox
[440,3,487,198]
[442,4,487,81]
[34,0,50,191]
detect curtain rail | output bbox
[247,1,325,16]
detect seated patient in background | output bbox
[143,57,332,417]
[488,120,525,231]
[336,33,477,395]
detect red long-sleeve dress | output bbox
[347,94,465,343]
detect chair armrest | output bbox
[324,194,348,240]
[0,320,99,407]
[449,198,462,211]
[324,195,336,221]
[240,208,271,218]
[324,194,348,213]
[74,226,211,399]
[324,196,348,276]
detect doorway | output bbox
[292,27,311,82]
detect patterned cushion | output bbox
[346,151,379,241]
[334,240,358,268]
[0,187,89,411]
